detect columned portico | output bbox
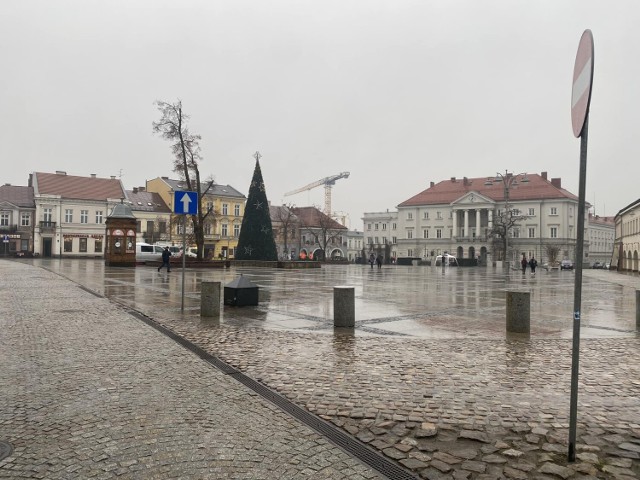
[475,210,481,237]
[464,210,469,238]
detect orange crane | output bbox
[284,172,350,215]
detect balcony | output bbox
[39,221,57,232]
[0,224,18,234]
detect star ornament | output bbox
[261,225,271,234]
[244,246,254,256]
[254,200,263,210]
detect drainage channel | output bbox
[126,309,418,480]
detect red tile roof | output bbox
[291,207,347,230]
[398,173,578,207]
[0,185,34,208]
[33,172,125,201]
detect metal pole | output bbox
[568,116,589,462]
[504,182,509,268]
[181,215,187,312]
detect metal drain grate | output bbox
[126,310,417,479]
[0,441,13,461]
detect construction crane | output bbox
[284,172,350,215]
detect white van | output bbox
[435,254,458,266]
[136,242,165,262]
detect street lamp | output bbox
[484,170,530,267]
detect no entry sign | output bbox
[571,30,594,138]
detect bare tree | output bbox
[489,208,523,261]
[545,244,562,266]
[152,100,218,259]
[295,206,346,261]
[273,203,298,260]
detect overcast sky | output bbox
[2,1,638,228]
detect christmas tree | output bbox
[235,152,278,261]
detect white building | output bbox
[30,171,125,257]
[126,187,172,244]
[587,213,615,265]
[362,210,398,262]
[613,199,640,272]
[393,172,584,266]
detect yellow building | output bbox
[146,177,246,258]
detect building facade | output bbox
[0,184,35,256]
[613,199,640,272]
[362,210,398,263]
[393,172,584,266]
[30,172,125,258]
[126,187,172,244]
[587,214,615,265]
[146,177,246,259]
[291,206,348,260]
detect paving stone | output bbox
[538,462,574,479]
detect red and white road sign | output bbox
[571,30,594,138]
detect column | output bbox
[488,209,493,230]
[475,209,481,238]
[452,210,457,238]
[464,210,469,239]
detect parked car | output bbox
[136,242,164,262]
[560,259,574,270]
[604,262,611,270]
[435,254,458,266]
[591,261,603,269]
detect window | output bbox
[436,229,442,239]
[222,204,228,215]
[436,211,442,220]
[383,237,388,244]
[407,213,413,220]
[21,213,30,226]
[65,209,73,223]
[374,236,379,244]
[528,208,535,216]
[408,249,413,257]
[512,209,520,216]
[95,238,102,253]
[44,208,52,223]
[367,237,373,244]
[375,223,379,230]
[392,223,397,230]
[204,223,212,235]
[158,222,166,234]
[392,236,397,244]
[367,224,371,230]
[423,229,429,239]
[512,228,520,238]
[550,207,558,215]
[550,227,558,238]
[79,238,87,252]
[206,202,214,213]
[407,230,413,239]
[80,210,88,224]
[423,211,429,219]
[221,224,228,236]
[528,227,536,238]
[95,211,103,224]
[234,204,240,216]
[382,224,387,230]
[0,213,9,226]
[64,237,73,252]
[233,224,240,237]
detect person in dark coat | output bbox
[529,256,538,275]
[369,253,376,269]
[521,254,528,274]
[158,246,172,272]
[376,254,383,269]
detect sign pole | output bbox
[181,215,187,312]
[568,29,594,463]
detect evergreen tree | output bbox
[235,152,278,261]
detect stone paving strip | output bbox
[0,261,383,479]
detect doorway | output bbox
[43,238,52,257]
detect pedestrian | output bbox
[521,254,527,274]
[376,254,383,269]
[529,256,538,275]
[158,246,172,272]
[369,253,375,269]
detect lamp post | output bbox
[485,170,529,268]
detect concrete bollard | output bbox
[506,290,530,334]
[636,290,640,330]
[334,286,355,328]
[201,281,221,318]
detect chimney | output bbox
[463,177,468,186]
[55,171,67,175]
[90,173,96,178]
[133,187,138,194]
[541,171,548,180]
[110,176,116,180]
[450,177,456,182]
[161,176,169,180]
[551,178,562,188]
[138,186,145,192]
[28,174,33,187]
[430,181,435,188]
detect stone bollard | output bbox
[334,286,355,328]
[201,281,221,318]
[636,290,640,330]
[506,290,530,334]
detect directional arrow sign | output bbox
[174,191,198,215]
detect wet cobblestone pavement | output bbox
[3,258,640,479]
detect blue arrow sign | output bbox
[174,191,198,215]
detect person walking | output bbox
[376,254,383,269]
[521,254,528,274]
[369,253,376,269]
[529,256,538,275]
[158,246,172,272]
